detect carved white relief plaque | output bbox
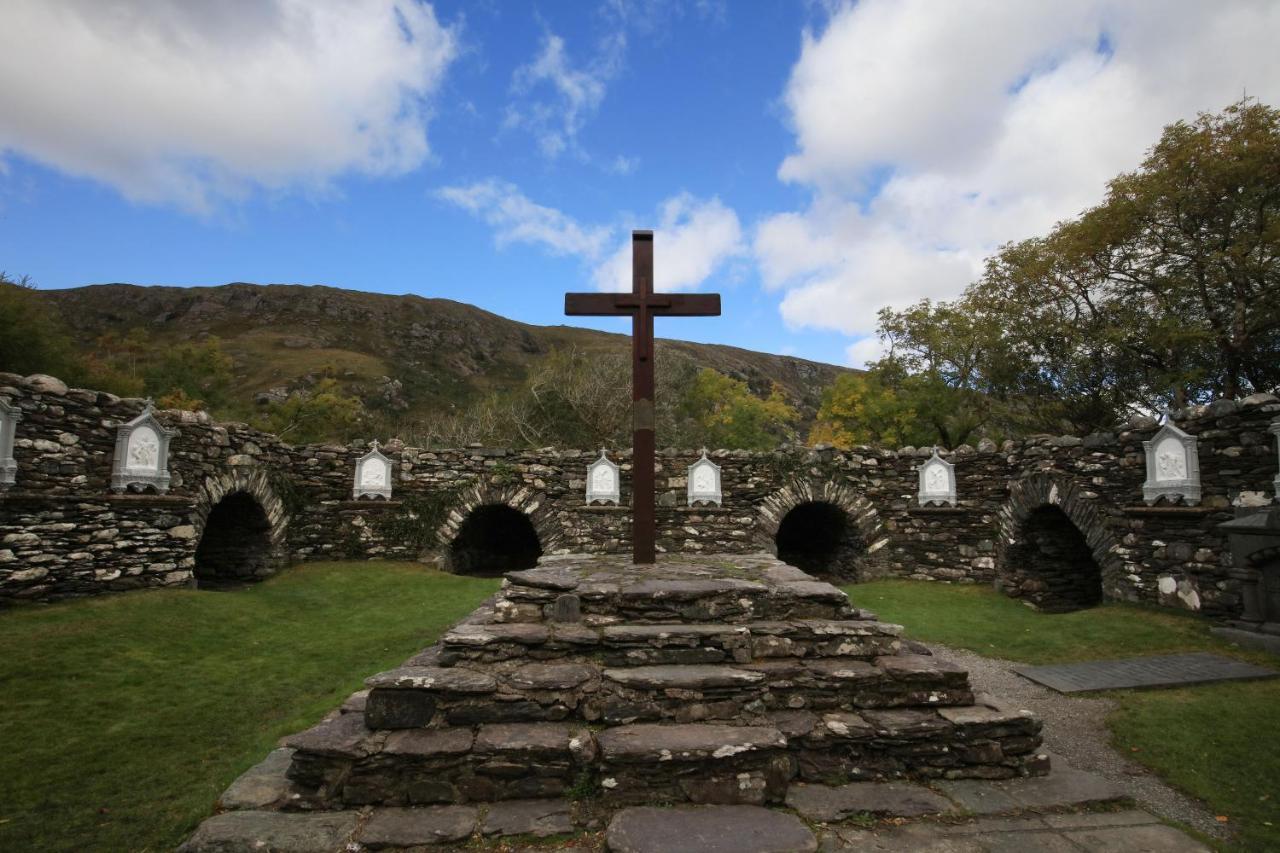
[586,449,620,505]
[687,449,722,506]
[0,397,21,489]
[353,439,393,500]
[111,401,176,493]
[1142,422,1201,505]
[917,448,957,507]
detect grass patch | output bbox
[849,579,1253,665]
[0,561,498,853]
[849,579,1280,850]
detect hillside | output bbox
[39,283,854,432]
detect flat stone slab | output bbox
[598,723,786,762]
[282,713,373,759]
[1013,652,1276,693]
[480,798,574,837]
[818,809,1207,852]
[217,748,296,811]
[607,805,817,853]
[786,781,956,821]
[178,811,359,853]
[365,665,497,693]
[357,805,477,847]
[936,764,1125,814]
[604,664,765,689]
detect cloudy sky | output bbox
[2,1,1278,367]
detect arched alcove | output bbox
[774,500,867,579]
[194,491,274,588]
[997,474,1119,612]
[757,478,888,582]
[446,504,543,577]
[1005,506,1102,611]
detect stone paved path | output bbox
[1013,651,1276,692]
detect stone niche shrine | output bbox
[1142,421,1202,505]
[353,439,393,501]
[687,449,722,506]
[917,447,956,506]
[0,397,20,489]
[110,401,175,494]
[586,448,620,505]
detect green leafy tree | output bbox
[0,274,77,378]
[258,378,363,443]
[680,368,798,450]
[809,372,922,448]
[144,337,235,410]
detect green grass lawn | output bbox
[0,562,499,853]
[850,580,1280,851]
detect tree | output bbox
[809,372,922,448]
[680,369,798,450]
[258,378,363,443]
[0,273,77,378]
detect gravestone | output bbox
[586,449,620,506]
[353,439,393,501]
[917,448,956,507]
[687,449,722,506]
[0,397,21,489]
[1142,422,1201,505]
[110,400,176,494]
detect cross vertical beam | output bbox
[565,231,721,564]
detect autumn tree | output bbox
[680,368,798,450]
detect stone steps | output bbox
[439,618,909,666]
[361,653,976,729]
[283,693,1044,810]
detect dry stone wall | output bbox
[1,371,1277,622]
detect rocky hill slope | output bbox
[40,283,853,428]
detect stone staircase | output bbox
[272,554,1047,815]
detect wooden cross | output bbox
[565,230,721,564]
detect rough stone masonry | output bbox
[1,370,1278,622]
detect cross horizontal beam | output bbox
[564,292,721,317]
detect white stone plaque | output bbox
[586,449,620,505]
[687,449,722,506]
[111,400,176,493]
[353,439,393,500]
[917,448,956,507]
[0,397,21,489]
[1142,422,1201,505]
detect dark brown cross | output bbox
[565,230,721,564]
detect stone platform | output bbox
[182,554,1054,850]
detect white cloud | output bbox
[439,180,743,293]
[436,179,611,258]
[507,30,625,159]
[846,336,885,369]
[758,0,1280,354]
[592,194,745,292]
[0,1,457,212]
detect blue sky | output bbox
[2,1,1278,368]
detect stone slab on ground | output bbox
[217,748,297,811]
[480,798,575,838]
[786,781,957,821]
[607,805,817,853]
[356,805,478,848]
[818,810,1208,852]
[176,810,359,853]
[1211,626,1280,656]
[936,764,1127,814]
[1012,652,1276,693]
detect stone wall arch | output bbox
[756,478,889,580]
[436,481,561,566]
[191,467,290,584]
[996,473,1122,611]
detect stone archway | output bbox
[436,482,560,575]
[757,479,889,581]
[191,467,289,587]
[997,474,1120,611]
